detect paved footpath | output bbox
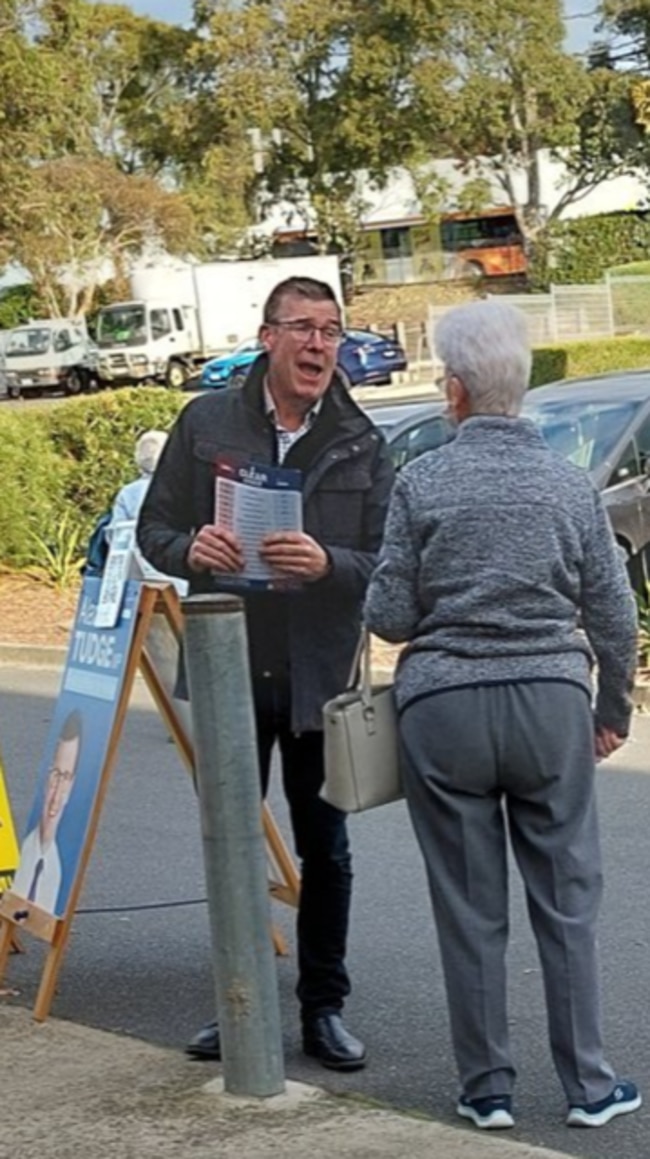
[1,1004,579,1159]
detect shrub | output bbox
[0,388,187,573]
[543,212,650,287]
[530,336,650,388]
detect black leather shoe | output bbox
[185,1018,221,1060]
[302,1012,367,1071]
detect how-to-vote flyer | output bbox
[214,457,303,589]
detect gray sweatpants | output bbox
[399,681,616,1104]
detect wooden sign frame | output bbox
[0,582,299,1021]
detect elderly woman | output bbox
[364,300,640,1131]
[110,429,169,527]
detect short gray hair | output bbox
[135,430,167,476]
[434,300,532,416]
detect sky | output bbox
[109,1,600,56]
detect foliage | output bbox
[4,156,195,318]
[405,0,644,259]
[540,211,650,285]
[0,408,71,568]
[0,1,200,315]
[636,585,650,667]
[0,389,186,569]
[28,512,85,590]
[530,336,650,387]
[0,284,36,329]
[188,0,451,255]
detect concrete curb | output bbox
[1,646,650,718]
[0,1005,581,1159]
[0,642,67,667]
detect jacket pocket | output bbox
[312,466,372,546]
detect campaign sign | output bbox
[11,576,140,919]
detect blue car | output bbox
[200,328,407,390]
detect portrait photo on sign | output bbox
[12,708,86,918]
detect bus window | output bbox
[440,209,526,278]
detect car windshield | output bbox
[523,396,641,472]
[6,328,52,356]
[95,306,147,347]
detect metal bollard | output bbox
[182,593,285,1097]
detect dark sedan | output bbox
[367,371,650,591]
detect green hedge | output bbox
[542,212,650,286]
[2,349,650,574]
[0,388,186,571]
[530,336,650,388]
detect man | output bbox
[138,276,394,1069]
[12,709,83,916]
[365,299,641,1130]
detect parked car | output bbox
[3,320,100,399]
[368,371,650,593]
[199,327,407,390]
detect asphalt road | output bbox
[1,664,649,1158]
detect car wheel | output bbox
[466,261,484,281]
[227,371,247,389]
[8,385,21,399]
[166,361,189,390]
[65,369,83,395]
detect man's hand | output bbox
[260,531,330,581]
[595,726,626,761]
[188,525,245,574]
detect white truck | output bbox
[3,319,100,399]
[94,255,343,389]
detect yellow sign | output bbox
[0,749,19,892]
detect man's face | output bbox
[40,736,79,846]
[260,292,342,409]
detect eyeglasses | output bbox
[48,767,75,786]
[269,318,343,345]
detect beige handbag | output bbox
[321,630,403,813]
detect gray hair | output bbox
[135,430,167,476]
[434,300,532,416]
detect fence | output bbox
[426,276,650,373]
[362,276,650,389]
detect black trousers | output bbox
[253,675,352,1019]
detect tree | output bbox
[0,1,200,314]
[186,0,451,254]
[2,157,195,317]
[35,0,197,174]
[407,0,644,257]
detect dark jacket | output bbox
[137,355,395,731]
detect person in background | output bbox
[364,299,641,1131]
[137,275,394,1070]
[110,430,168,528]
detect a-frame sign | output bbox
[0,577,299,1021]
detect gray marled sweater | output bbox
[364,415,638,734]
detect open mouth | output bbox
[297,358,324,381]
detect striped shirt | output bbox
[264,381,322,464]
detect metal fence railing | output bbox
[427,277,650,357]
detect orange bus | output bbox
[440,207,527,278]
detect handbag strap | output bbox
[347,628,373,708]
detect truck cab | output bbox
[3,320,99,399]
[95,300,200,389]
